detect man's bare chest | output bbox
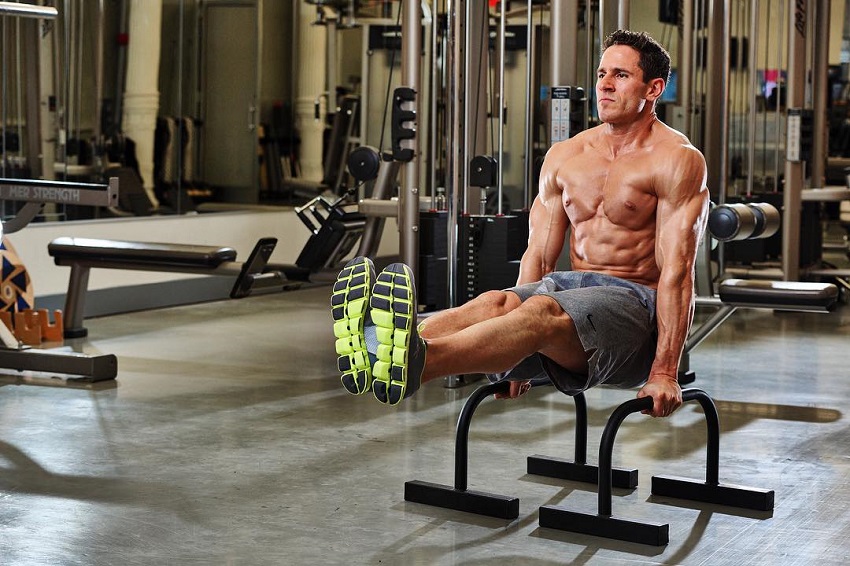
[560,153,658,228]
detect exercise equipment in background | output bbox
[0,176,119,381]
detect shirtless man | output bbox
[331,30,709,418]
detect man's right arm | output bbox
[495,147,570,401]
[517,149,570,285]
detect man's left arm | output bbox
[638,145,709,418]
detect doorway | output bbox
[200,0,258,202]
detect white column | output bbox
[295,4,327,181]
[122,0,162,205]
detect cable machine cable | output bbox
[496,0,505,215]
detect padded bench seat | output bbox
[686,278,839,367]
[718,278,839,311]
[49,237,237,269]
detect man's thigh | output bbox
[540,285,656,391]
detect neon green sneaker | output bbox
[370,263,426,405]
[331,256,376,395]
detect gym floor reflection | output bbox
[0,275,848,564]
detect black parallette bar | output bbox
[404,480,519,520]
[573,391,588,463]
[453,381,509,491]
[652,475,775,511]
[596,396,655,516]
[527,455,638,489]
[539,505,669,546]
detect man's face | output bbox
[595,45,658,124]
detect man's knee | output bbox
[521,295,586,367]
[472,289,522,315]
[520,295,575,331]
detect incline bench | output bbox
[48,236,281,338]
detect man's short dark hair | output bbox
[603,30,671,85]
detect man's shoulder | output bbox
[650,127,707,197]
[651,121,702,155]
[550,126,603,155]
[575,124,607,142]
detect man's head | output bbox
[596,30,670,124]
[602,30,671,85]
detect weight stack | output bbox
[457,213,528,305]
[419,211,448,311]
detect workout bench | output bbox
[48,185,372,340]
[681,201,841,380]
[48,236,282,339]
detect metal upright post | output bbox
[430,3,439,201]
[679,0,694,138]
[599,0,619,40]
[618,0,630,28]
[772,0,786,195]
[522,1,533,208]
[496,0,506,214]
[441,0,466,389]
[746,0,760,198]
[446,0,465,309]
[400,0,421,271]
[326,17,338,114]
[810,0,830,188]
[704,0,730,205]
[94,0,104,157]
[782,0,808,280]
[22,18,42,178]
[465,2,488,213]
[551,1,579,87]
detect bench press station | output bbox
[403,201,839,546]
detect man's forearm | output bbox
[517,246,558,285]
[649,275,694,382]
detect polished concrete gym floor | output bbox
[1,270,849,564]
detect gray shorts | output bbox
[487,271,657,395]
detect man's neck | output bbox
[601,110,659,157]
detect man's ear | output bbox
[645,78,666,102]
